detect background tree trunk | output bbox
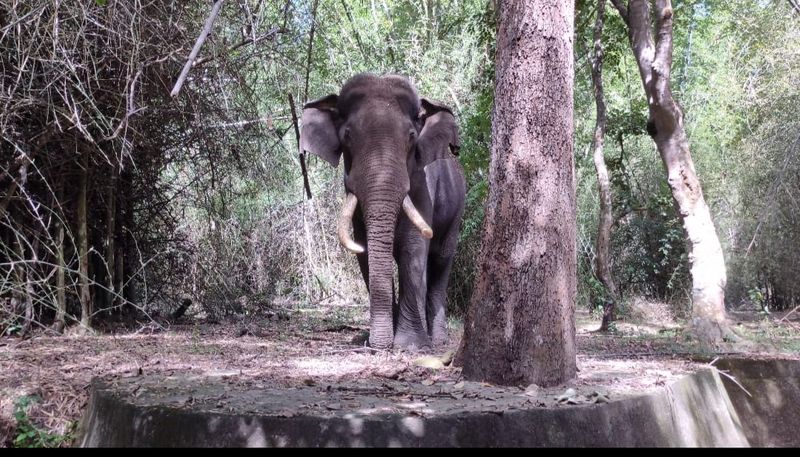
[78,152,92,332]
[590,0,618,332]
[459,0,577,387]
[13,235,32,336]
[612,0,730,344]
[105,168,117,312]
[54,217,66,334]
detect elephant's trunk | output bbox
[362,188,402,350]
[337,193,365,254]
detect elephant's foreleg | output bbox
[394,222,431,350]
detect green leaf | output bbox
[95,0,107,6]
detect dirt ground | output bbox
[2,299,799,447]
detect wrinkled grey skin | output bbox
[300,74,465,350]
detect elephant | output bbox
[300,73,466,350]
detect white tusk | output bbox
[402,195,433,239]
[337,193,365,254]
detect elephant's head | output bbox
[300,74,433,348]
[417,98,461,163]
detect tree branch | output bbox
[170,0,225,97]
[288,93,312,200]
[609,0,630,25]
[303,0,320,102]
[191,26,284,68]
[339,0,368,61]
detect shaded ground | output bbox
[2,299,799,447]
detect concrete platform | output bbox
[714,358,800,447]
[77,358,799,447]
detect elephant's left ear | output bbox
[301,94,342,167]
[419,98,461,156]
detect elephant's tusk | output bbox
[402,195,433,239]
[337,193,365,254]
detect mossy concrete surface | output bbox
[74,359,800,447]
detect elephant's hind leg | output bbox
[426,254,454,347]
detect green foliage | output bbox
[584,275,608,311]
[6,0,797,330]
[706,0,800,309]
[446,24,495,316]
[3,323,23,336]
[575,0,800,316]
[748,287,769,314]
[448,176,487,315]
[13,396,72,448]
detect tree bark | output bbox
[590,0,618,332]
[54,216,66,334]
[116,170,129,314]
[13,234,32,336]
[459,0,577,387]
[115,241,124,312]
[105,167,117,311]
[0,181,18,220]
[119,169,135,312]
[23,267,34,336]
[78,153,92,332]
[612,0,729,344]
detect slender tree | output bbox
[589,0,619,331]
[54,216,66,334]
[78,152,92,333]
[105,167,117,311]
[610,0,731,343]
[459,0,577,387]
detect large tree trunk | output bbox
[590,0,618,332]
[612,0,729,343]
[78,153,93,332]
[459,0,577,387]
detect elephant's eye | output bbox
[343,127,351,145]
[408,129,416,144]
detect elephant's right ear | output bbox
[418,98,454,120]
[301,94,341,167]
